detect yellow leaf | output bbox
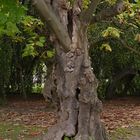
[135,34,140,42]
[100,43,112,52]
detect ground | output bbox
[102,97,140,140]
[0,97,139,140]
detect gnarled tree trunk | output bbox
[32,0,125,139]
[41,1,106,140]
[44,31,106,139]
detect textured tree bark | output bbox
[33,0,108,139]
[43,30,107,140]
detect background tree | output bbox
[88,0,140,99]
[0,0,49,102]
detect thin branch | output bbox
[91,37,140,56]
[80,0,101,24]
[32,0,71,52]
[91,0,126,24]
[119,39,140,56]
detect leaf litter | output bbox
[0,97,139,139]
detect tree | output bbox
[88,0,140,99]
[32,0,126,140]
[0,0,25,103]
[0,0,48,100]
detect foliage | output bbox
[0,0,26,37]
[82,0,91,9]
[32,84,43,93]
[21,16,46,57]
[102,27,122,38]
[100,43,112,52]
[0,0,51,100]
[0,39,13,103]
[89,1,140,99]
[0,0,140,101]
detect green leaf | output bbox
[102,27,121,38]
[0,26,5,36]
[82,0,91,9]
[135,34,140,42]
[5,22,20,36]
[36,36,46,47]
[47,50,54,58]
[39,36,46,43]
[22,44,37,57]
[100,43,112,52]
[105,0,116,5]
[36,41,44,47]
[0,13,7,25]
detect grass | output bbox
[109,127,134,140]
[109,123,140,140]
[0,122,139,140]
[0,122,46,140]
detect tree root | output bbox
[43,120,76,140]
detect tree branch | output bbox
[80,0,101,24]
[91,0,126,24]
[119,39,140,56]
[91,37,140,56]
[32,0,71,52]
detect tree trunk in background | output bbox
[0,80,7,105]
[42,1,107,140]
